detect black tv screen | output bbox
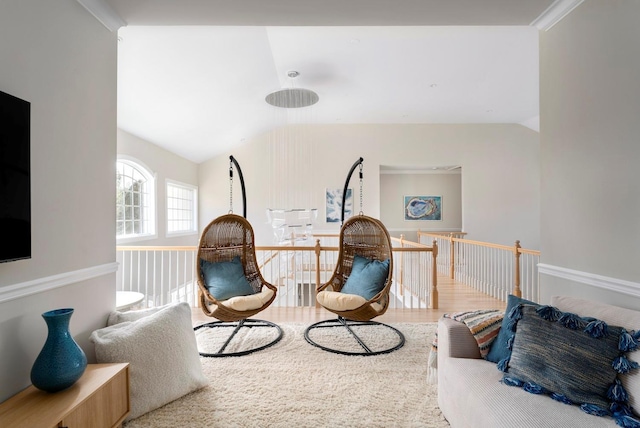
[0,90,31,263]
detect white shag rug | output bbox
[124,322,449,428]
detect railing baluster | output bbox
[153,250,157,308]
[315,240,321,308]
[128,250,133,292]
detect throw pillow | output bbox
[552,295,640,417]
[500,304,640,426]
[90,302,208,421]
[200,256,256,301]
[107,304,165,326]
[485,294,537,363]
[341,255,390,300]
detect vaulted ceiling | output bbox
[78,0,582,163]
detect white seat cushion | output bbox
[317,290,383,312]
[223,287,274,311]
[317,290,367,311]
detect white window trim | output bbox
[116,155,157,242]
[165,178,198,237]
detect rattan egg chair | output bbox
[194,157,282,357]
[304,158,405,356]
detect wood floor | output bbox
[191,276,506,326]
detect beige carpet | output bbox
[124,322,449,428]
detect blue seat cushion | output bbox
[200,256,256,301]
[341,255,390,300]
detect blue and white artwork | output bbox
[404,196,442,221]
[326,188,353,223]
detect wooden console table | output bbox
[0,363,129,428]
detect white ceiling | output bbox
[101,0,559,163]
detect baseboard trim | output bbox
[538,263,640,299]
[0,262,119,304]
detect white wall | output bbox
[117,129,200,246]
[0,1,117,401]
[199,123,540,249]
[380,171,462,242]
[539,1,640,308]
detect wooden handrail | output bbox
[418,232,541,255]
[119,244,435,253]
[518,247,541,256]
[117,246,197,251]
[390,236,432,249]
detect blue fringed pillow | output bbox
[200,256,256,301]
[500,304,640,426]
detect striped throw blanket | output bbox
[427,309,503,384]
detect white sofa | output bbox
[437,295,640,428]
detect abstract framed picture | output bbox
[404,196,442,221]
[326,188,353,223]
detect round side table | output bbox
[115,291,144,311]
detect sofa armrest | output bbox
[437,317,482,359]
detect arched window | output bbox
[116,158,156,240]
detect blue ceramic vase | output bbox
[30,308,87,392]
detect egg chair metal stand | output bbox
[194,156,282,357]
[304,157,405,356]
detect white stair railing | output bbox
[417,231,540,302]
[116,246,199,308]
[116,235,439,309]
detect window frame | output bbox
[165,179,198,237]
[116,156,157,243]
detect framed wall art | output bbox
[326,188,353,223]
[404,195,442,221]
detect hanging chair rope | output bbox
[229,160,234,214]
[341,157,364,224]
[358,161,363,215]
[228,155,247,218]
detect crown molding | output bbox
[538,263,640,299]
[76,0,126,32]
[530,0,585,31]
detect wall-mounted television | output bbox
[0,90,31,263]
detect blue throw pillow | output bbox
[485,294,537,363]
[341,255,390,300]
[500,304,640,426]
[200,256,256,301]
